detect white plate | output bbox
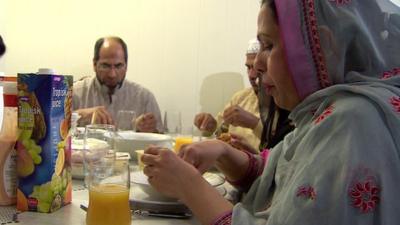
[131,171,225,202]
[131,171,224,187]
[203,172,225,187]
[130,182,227,202]
[130,185,189,214]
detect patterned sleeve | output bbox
[210,210,232,225]
[227,149,270,191]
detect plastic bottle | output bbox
[0,77,18,205]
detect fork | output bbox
[215,122,229,137]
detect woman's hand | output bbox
[178,140,230,173]
[141,146,201,199]
[142,146,234,225]
[180,139,251,182]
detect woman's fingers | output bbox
[141,153,159,166]
[142,146,164,166]
[143,164,155,177]
[179,145,197,165]
[142,146,176,167]
[144,145,163,154]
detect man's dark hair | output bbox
[0,35,6,57]
[93,36,128,64]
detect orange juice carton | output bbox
[17,73,73,213]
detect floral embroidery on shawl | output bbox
[381,68,400,79]
[302,0,331,88]
[348,167,380,213]
[329,0,351,6]
[314,105,334,124]
[350,181,380,213]
[390,96,400,112]
[296,186,316,200]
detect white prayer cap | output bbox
[246,38,260,54]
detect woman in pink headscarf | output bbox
[142,0,400,224]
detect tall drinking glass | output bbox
[83,124,116,182]
[174,125,194,153]
[116,110,136,131]
[86,161,131,225]
[163,110,182,137]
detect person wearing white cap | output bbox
[194,39,263,152]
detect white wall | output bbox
[0,0,260,129]
[4,0,398,129]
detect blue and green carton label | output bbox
[17,74,73,213]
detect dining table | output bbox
[1,179,201,225]
[1,135,233,225]
[1,171,235,225]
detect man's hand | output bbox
[229,133,259,154]
[194,113,217,133]
[76,106,114,125]
[223,105,259,129]
[136,113,158,133]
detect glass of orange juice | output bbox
[174,136,193,153]
[173,125,194,153]
[86,161,131,225]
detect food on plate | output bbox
[217,132,231,143]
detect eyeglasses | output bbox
[97,63,126,71]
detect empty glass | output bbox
[83,124,116,182]
[116,110,136,131]
[163,110,182,137]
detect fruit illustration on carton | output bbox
[17,82,44,178]
[17,74,72,213]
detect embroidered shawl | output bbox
[232,0,400,224]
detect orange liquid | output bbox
[86,184,131,225]
[174,137,193,153]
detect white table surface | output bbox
[7,180,200,225]
[3,161,231,225]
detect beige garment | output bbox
[215,87,262,151]
[72,76,163,132]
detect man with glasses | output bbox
[73,36,163,133]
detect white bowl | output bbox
[114,131,173,160]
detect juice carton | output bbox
[16,74,73,213]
